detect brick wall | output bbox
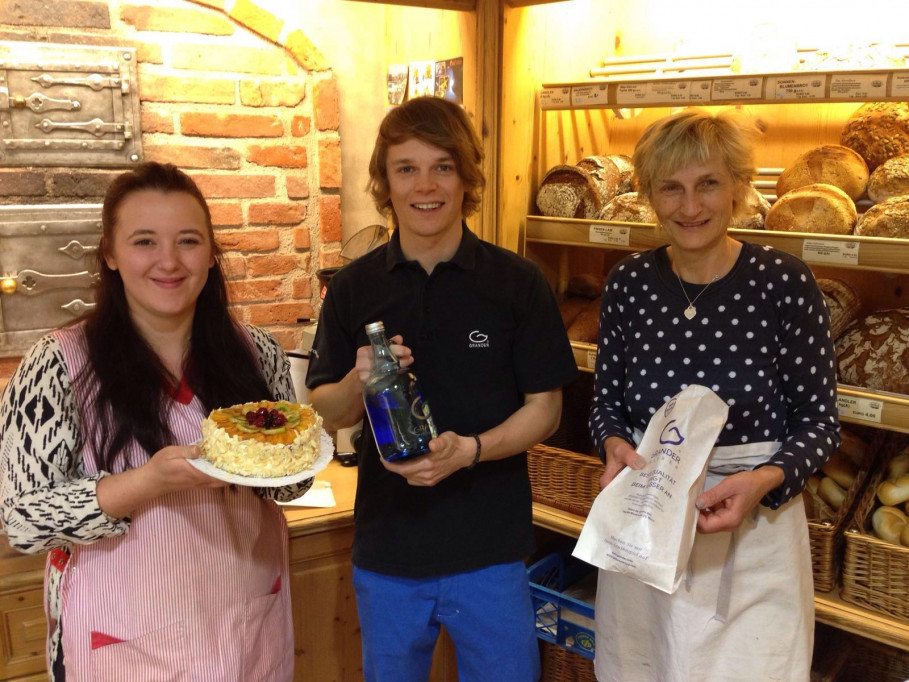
[0,0,340,389]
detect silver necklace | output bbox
[675,271,719,320]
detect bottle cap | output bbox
[365,321,385,334]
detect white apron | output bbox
[50,327,294,681]
[594,440,813,682]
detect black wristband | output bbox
[467,433,482,470]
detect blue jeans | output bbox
[352,562,541,682]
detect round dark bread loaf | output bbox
[816,278,861,339]
[558,296,589,330]
[730,185,771,230]
[597,191,657,224]
[566,272,606,299]
[776,144,869,201]
[765,183,857,235]
[867,155,909,203]
[841,102,909,172]
[536,164,604,219]
[566,297,601,343]
[606,154,635,194]
[576,156,622,206]
[856,196,909,238]
[835,308,909,395]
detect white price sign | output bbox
[585,349,597,370]
[615,83,649,105]
[830,74,888,100]
[572,84,609,106]
[837,394,884,424]
[589,223,630,246]
[892,73,909,98]
[712,77,763,101]
[770,76,826,100]
[540,87,571,109]
[801,239,860,266]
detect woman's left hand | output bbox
[695,466,784,534]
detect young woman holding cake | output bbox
[0,162,310,680]
[588,110,842,681]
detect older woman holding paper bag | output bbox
[585,110,841,682]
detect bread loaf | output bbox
[841,102,909,172]
[835,309,909,395]
[536,165,604,219]
[606,154,635,195]
[821,451,858,489]
[566,297,601,343]
[837,429,870,469]
[887,447,909,480]
[855,195,909,238]
[872,504,907,545]
[816,278,861,339]
[597,192,658,224]
[566,273,606,299]
[558,296,589,330]
[867,154,909,203]
[729,185,771,230]
[576,156,622,206]
[818,476,847,511]
[776,145,869,201]
[765,183,857,235]
[878,475,909,506]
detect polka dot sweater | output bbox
[589,241,841,508]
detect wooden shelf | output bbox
[531,503,909,652]
[525,215,909,275]
[541,68,909,110]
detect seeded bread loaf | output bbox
[867,155,909,203]
[856,196,909,238]
[835,308,909,395]
[841,102,909,172]
[597,191,658,224]
[765,183,857,235]
[576,156,622,206]
[776,145,869,201]
[536,164,604,219]
[606,154,635,195]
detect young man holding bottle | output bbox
[306,96,577,682]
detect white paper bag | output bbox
[572,384,729,594]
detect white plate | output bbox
[188,429,334,487]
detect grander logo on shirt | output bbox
[468,330,490,348]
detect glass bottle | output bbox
[362,321,438,462]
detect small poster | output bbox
[434,57,463,104]
[408,60,435,99]
[387,63,408,106]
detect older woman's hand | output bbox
[599,436,646,489]
[695,465,785,533]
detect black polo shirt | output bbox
[306,224,577,578]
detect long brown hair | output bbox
[81,162,273,470]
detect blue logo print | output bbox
[659,419,684,446]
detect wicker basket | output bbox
[834,634,909,681]
[528,444,602,517]
[841,433,909,622]
[540,640,596,682]
[807,428,884,592]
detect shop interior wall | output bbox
[501,0,908,314]
[264,0,476,245]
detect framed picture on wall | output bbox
[387,63,408,106]
[434,57,463,104]
[408,60,435,99]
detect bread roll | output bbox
[566,273,606,299]
[558,296,589,330]
[576,156,622,206]
[888,447,909,480]
[816,278,861,340]
[765,183,857,235]
[566,297,601,343]
[901,521,909,547]
[872,504,907,544]
[818,476,847,510]
[597,192,658,224]
[856,195,909,238]
[841,102,909,172]
[835,309,909,395]
[776,145,869,201]
[536,165,604,219]
[877,474,909,506]
[729,185,771,230]
[867,154,909,203]
[821,451,857,489]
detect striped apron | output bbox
[594,440,813,682]
[52,326,294,681]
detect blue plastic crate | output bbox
[527,551,596,660]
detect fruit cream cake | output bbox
[200,400,323,477]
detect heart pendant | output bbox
[684,306,696,320]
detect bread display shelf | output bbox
[540,68,909,111]
[525,215,909,275]
[531,503,909,652]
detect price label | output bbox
[572,84,609,106]
[615,83,649,105]
[645,80,691,103]
[589,223,630,246]
[892,73,909,98]
[770,76,826,100]
[712,77,763,101]
[585,349,597,370]
[540,87,571,109]
[837,394,884,424]
[688,80,713,102]
[801,239,860,266]
[830,74,888,100]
